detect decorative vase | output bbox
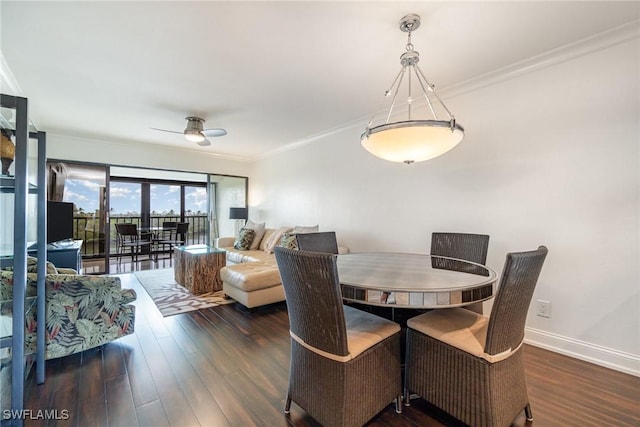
[1,131,15,175]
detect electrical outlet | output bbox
[536,300,551,318]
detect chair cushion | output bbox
[409,307,488,356]
[343,305,400,359]
[408,308,517,363]
[289,305,400,363]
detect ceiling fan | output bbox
[151,116,227,146]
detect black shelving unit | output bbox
[1,93,46,427]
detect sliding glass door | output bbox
[45,162,247,273]
[47,162,110,274]
[109,175,208,260]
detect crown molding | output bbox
[253,20,640,162]
[441,20,640,100]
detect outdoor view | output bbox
[63,179,208,257]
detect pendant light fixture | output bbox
[361,14,464,164]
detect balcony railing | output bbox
[72,215,208,258]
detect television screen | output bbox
[47,201,74,244]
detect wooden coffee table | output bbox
[173,245,226,295]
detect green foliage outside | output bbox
[71,213,208,257]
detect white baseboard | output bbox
[525,327,640,377]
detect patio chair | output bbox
[114,223,152,263]
[153,221,177,259]
[274,247,403,427]
[404,246,548,427]
[157,222,189,262]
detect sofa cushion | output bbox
[245,220,266,250]
[233,228,255,250]
[225,248,247,264]
[293,225,319,234]
[223,247,276,266]
[263,226,293,253]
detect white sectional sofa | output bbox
[215,227,347,308]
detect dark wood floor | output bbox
[16,273,640,427]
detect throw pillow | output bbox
[245,220,266,250]
[233,228,255,250]
[259,229,275,251]
[278,232,298,250]
[263,226,293,253]
[293,225,319,234]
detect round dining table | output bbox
[336,252,497,309]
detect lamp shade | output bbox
[229,207,248,220]
[361,120,464,164]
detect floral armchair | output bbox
[0,260,136,360]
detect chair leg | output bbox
[403,388,411,406]
[395,395,403,414]
[284,395,292,414]
[524,403,533,421]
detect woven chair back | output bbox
[274,247,349,357]
[485,246,548,355]
[295,232,339,254]
[431,232,490,276]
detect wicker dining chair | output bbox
[430,232,490,313]
[430,232,490,274]
[295,231,339,254]
[404,246,548,427]
[274,247,403,427]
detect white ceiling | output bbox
[1,1,638,161]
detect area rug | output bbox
[134,268,233,317]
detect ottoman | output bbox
[221,262,285,308]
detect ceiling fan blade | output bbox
[202,128,227,137]
[197,137,211,146]
[150,127,183,135]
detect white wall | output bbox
[249,37,640,374]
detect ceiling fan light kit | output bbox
[361,14,465,165]
[151,116,227,147]
[184,116,206,142]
